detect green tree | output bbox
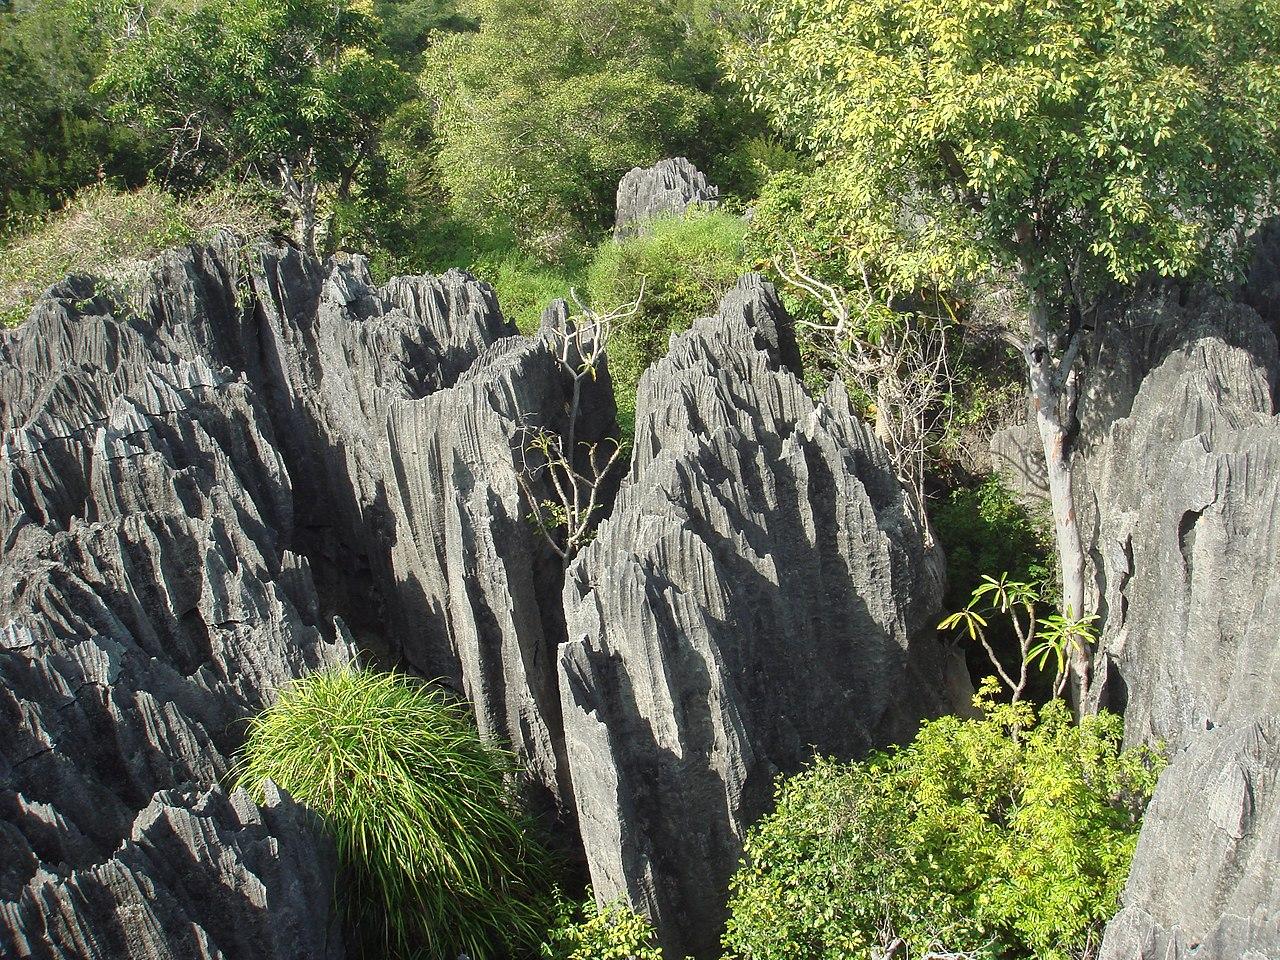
[728,0,1280,701]
[723,682,1163,960]
[89,0,412,254]
[420,0,727,257]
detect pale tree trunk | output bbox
[279,151,320,258]
[1022,285,1092,709]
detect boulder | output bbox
[614,158,720,240]
[558,276,950,958]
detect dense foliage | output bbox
[932,476,1053,615]
[731,0,1280,299]
[723,683,1163,960]
[540,896,665,960]
[234,666,552,960]
[587,211,749,433]
[419,0,743,257]
[89,0,412,253]
[0,0,153,232]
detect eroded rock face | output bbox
[0,236,566,957]
[1080,311,1280,745]
[383,323,619,806]
[0,250,354,956]
[558,276,949,958]
[1100,720,1280,960]
[2,783,343,960]
[614,157,720,240]
[1081,300,1280,959]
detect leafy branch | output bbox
[938,572,1098,703]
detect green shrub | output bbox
[586,210,749,436]
[931,475,1053,615]
[234,665,552,960]
[0,182,281,326]
[540,895,664,960]
[723,683,1163,960]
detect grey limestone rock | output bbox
[0,250,354,956]
[1082,298,1280,959]
[0,235,543,957]
[614,157,720,240]
[382,321,619,806]
[1079,311,1280,746]
[558,275,949,958]
[1099,720,1280,960]
[2,782,344,960]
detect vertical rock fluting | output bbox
[613,157,721,240]
[381,320,619,806]
[1079,301,1280,958]
[245,247,514,655]
[0,252,352,957]
[1079,308,1280,745]
[558,276,949,958]
[0,235,576,956]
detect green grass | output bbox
[234,666,552,960]
[0,181,281,327]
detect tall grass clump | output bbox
[0,182,281,326]
[234,666,552,960]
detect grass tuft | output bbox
[234,665,552,960]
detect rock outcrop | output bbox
[382,312,619,806]
[1080,297,1280,958]
[2,783,343,960]
[0,251,354,956]
[1100,719,1280,960]
[1079,300,1280,744]
[0,236,592,956]
[614,157,720,240]
[558,276,950,958]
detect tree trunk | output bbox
[1023,287,1092,709]
[278,154,320,258]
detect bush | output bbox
[723,683,1163,960]
[234,666,552,960]
[540,895,664,960]
[586,210,749,436]
[931,475,1054,615]
[0,182,281,326]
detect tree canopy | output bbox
[730,0,1280,304]
[89,0,412,252]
